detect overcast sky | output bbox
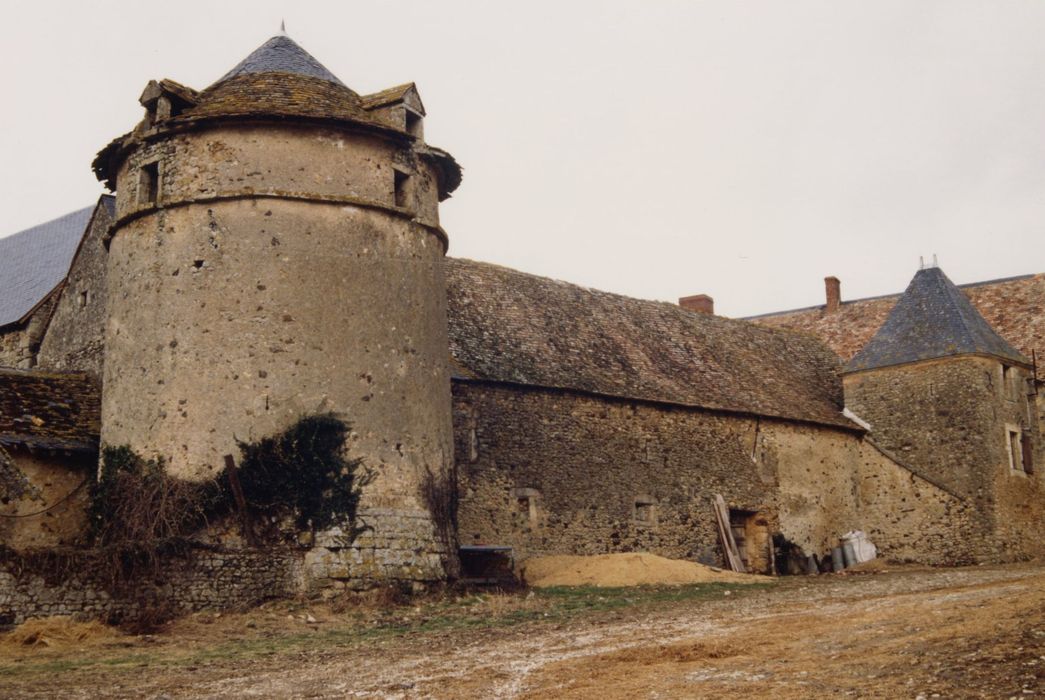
[2,1,1044,317]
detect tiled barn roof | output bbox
[0,206,96,328]
[846,267,1028,372]
[445,258,855,429]
[752,272,1045,368]
[0,369,100,452]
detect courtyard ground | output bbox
[1,562,1042,698]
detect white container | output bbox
[841,530,877,564]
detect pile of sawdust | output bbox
[520,552,769,588]
[0,617,120,650]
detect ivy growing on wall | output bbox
[2,414,371,596]
[230,413,372,538]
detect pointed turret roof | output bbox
[215,34,345,87]
[845,266,1029,372]
[94,33,463,200]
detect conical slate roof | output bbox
[215,34,345,87]
[846,266,1029,372]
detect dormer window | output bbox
[138,162,160,205]
[139,79,198,126]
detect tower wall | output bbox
[101,123,453,584]
[843,355,1045,560]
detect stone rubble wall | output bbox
[0,506,449,625]
[0,549,303,627]
[36,200,114,378]
[453,381,781,569]
[0,298,57,370]
[453,380,999,570]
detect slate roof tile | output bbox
[215,35,346,87]
[846,267,1028,371]
[0,206,95,328]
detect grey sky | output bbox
[3,1,1044,317]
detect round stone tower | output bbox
[92,34,462,585]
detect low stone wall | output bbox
[0,548,303,626]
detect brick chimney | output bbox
[824,276,841,313]
[679,294,714,315]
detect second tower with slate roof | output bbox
[842,264,1040,559]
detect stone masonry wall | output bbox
[0,324,26,367]
[100,120,453,586]
[0,298,57,370]
[454,380,990,570]
[0,549,303,626]
[453,381,777,569]
[0,447,93,550]
[0,507,446,625]
[855,442,981,564]
[844,356,1045,560]
[37,201,114,378]
[843,356,1026,503]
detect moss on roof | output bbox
[93,71,462,200]
[445,259,855,429]
[0,369,100,452]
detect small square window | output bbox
[511,488,540,526]
[633,495,657,526]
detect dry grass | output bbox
[0,617,120,651]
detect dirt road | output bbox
[3,563,1043,698]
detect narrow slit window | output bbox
[1008,429,1023,472]
[1021,431,1034,474]
[393,169,410,208]
[139,162,160,205]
